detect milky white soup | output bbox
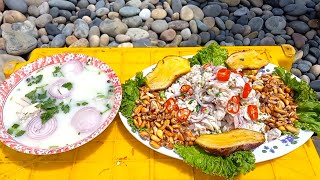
[3,60,115,149]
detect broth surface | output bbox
[3,63,114,148]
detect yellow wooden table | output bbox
[1,46,319,180]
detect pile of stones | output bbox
[0,0,319,98]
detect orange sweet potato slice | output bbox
[146,56,191,91]
[195,129,265,157]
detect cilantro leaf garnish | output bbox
[27,75,43,86]
[62,82,73,90]
[52,66,64,77]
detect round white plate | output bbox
[119,61,314,163]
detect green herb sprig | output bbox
[52,66,64,77]
[25,88,71,124]
[26,75,43,86]
[62,82,73,90]
[7,124,25,137]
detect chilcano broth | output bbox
[3,60,115,149]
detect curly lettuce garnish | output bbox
[273,66,318,102]
[120,72,146,132]
[174,145,255,179]
[274,67,320,135]
[296,101,320,136]
[188,43,228,66]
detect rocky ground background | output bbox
[0,0,319,98]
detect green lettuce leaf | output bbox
[273,66,318,102]
[296,101,320,136]
[120,72,146,132]
[274,67,320,135]
[188,43,228,66]
[174,145,255,179]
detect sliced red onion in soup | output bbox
[48,79,73,99]
[27,116,58,140]
[71,107,102,133]
[61,60,84,75]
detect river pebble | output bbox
[0,0,319,90]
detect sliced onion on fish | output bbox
[27,115,57,140]
[48,79,73,99]
[61,60,84,75]
[190,114,206,123]
[71,107,102,133]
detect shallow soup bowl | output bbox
[0,54,122,155]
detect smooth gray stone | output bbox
[48,0,76,10]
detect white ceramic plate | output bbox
[119,61,314,163]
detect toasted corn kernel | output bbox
[276,121,286,127]
[177,132,185,141]
[155,122,161,128]
[133,119,139,128]
[274,107,286,114]
[164,119,170,126]
[277,101,285,109]
[278,87,285,94]
[172,124,180,129]
[169,137,174,144]
[289,118,296,122]
[146,121,150,129]
[151,135,161,142]
[137,117,142,126]
[150,140,160,149]
[188,141,195,146]
[265,107,271,114]
[159,125,166,130]
[140,120,147,128]
[156,129,164,139]
[152,126,158,135]
[166,125,174,133]
[134,105,143,114]
[285,124,299,134]
[278,126,286,131]
[141,107,149,113]
[164,130,173,137]
[143,100,150,105]
[165,143,174,150]
[139,131,150,140]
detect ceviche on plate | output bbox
[119,44,320,179]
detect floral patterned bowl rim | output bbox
[0,53,122,155]
[119,58,314,163]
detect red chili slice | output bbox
[217,68,231,81]
[164,98,179,112]
[227,96,240,114]
[242,83,252,98]
[177,108,191,121]
[248,105,258,120]
[180,84,192,93]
